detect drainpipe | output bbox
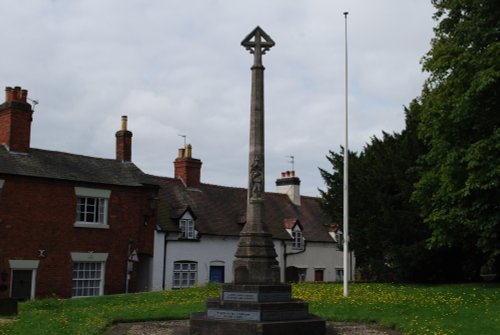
[125,239,133,294]
[282,241,287,280]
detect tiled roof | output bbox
[283,218,299,230]
[152,175,334,243]
[0,145,155,187]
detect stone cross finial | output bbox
[241,26,275,67]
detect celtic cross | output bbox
[241,26,275,67]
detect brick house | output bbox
[0,87,158,300]
[150,147,354,290]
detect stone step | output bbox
[190,312,326,335]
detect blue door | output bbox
[209,266,224,283]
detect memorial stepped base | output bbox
[189,284,325,335]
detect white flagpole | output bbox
[343,11,349,298]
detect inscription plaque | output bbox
[207,309,260,321]
[223,292,258,302]
[222,290,291,302]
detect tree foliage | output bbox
[320,102,475,282]
[412,0,500,274]
[320,102,465,282]
[320,0,499,281]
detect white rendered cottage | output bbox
[150,146,354,290]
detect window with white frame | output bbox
[173,261,197,288]
[77,197,106,223]
[292,225,304,250]
[74,187,110,228]
[70,252,107,297]
[72,262,105,297]
[179,219,197,239]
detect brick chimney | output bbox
[174,144,202,188]
[115,115,132,162]
[276,170,301,206]
[0,86,34,153]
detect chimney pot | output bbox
[281,172,286,178]
[5,87,13,102]
[121,115,128,131]
[13,87,21,101]
[185,144,192,158]
[20,89,28,102]
[178,148,186,159]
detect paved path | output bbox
[108,320,403,335]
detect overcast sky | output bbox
[2,0,436,196]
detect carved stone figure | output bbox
[250,157,263,199]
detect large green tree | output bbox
[320,102,465,282]
[412,0,500,276]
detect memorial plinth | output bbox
[190,284,325,335]
[189,26,325,335]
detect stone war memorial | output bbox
[190,26,326,335]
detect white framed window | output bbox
[292,226,304,250]
[74,187,110,229]
[179,219,197,239]
[71,252,108,297]
[72,262,105,297]
[77,197,106,223]
[173,261,197,288]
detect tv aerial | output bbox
[286,155,295,171]
[27,97,39,110]
[178,134,187,148]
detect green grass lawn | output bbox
[0,283,499,335]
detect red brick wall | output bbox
[0,175,157,298]
[0,110,12,146]
[115,130,132,162]
[174,158,202,188]
[0,104,33,153]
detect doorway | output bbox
[11,270,33,301]
[285,266,307,283]
[209,266,225,283]
[314,269,324,282]
[136,255,152,292]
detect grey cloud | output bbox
[1,0,436,196]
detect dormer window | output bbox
[284,219,304,251]
[178,210,198,240]
[180,219,197,239]
[292,225,304,250]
